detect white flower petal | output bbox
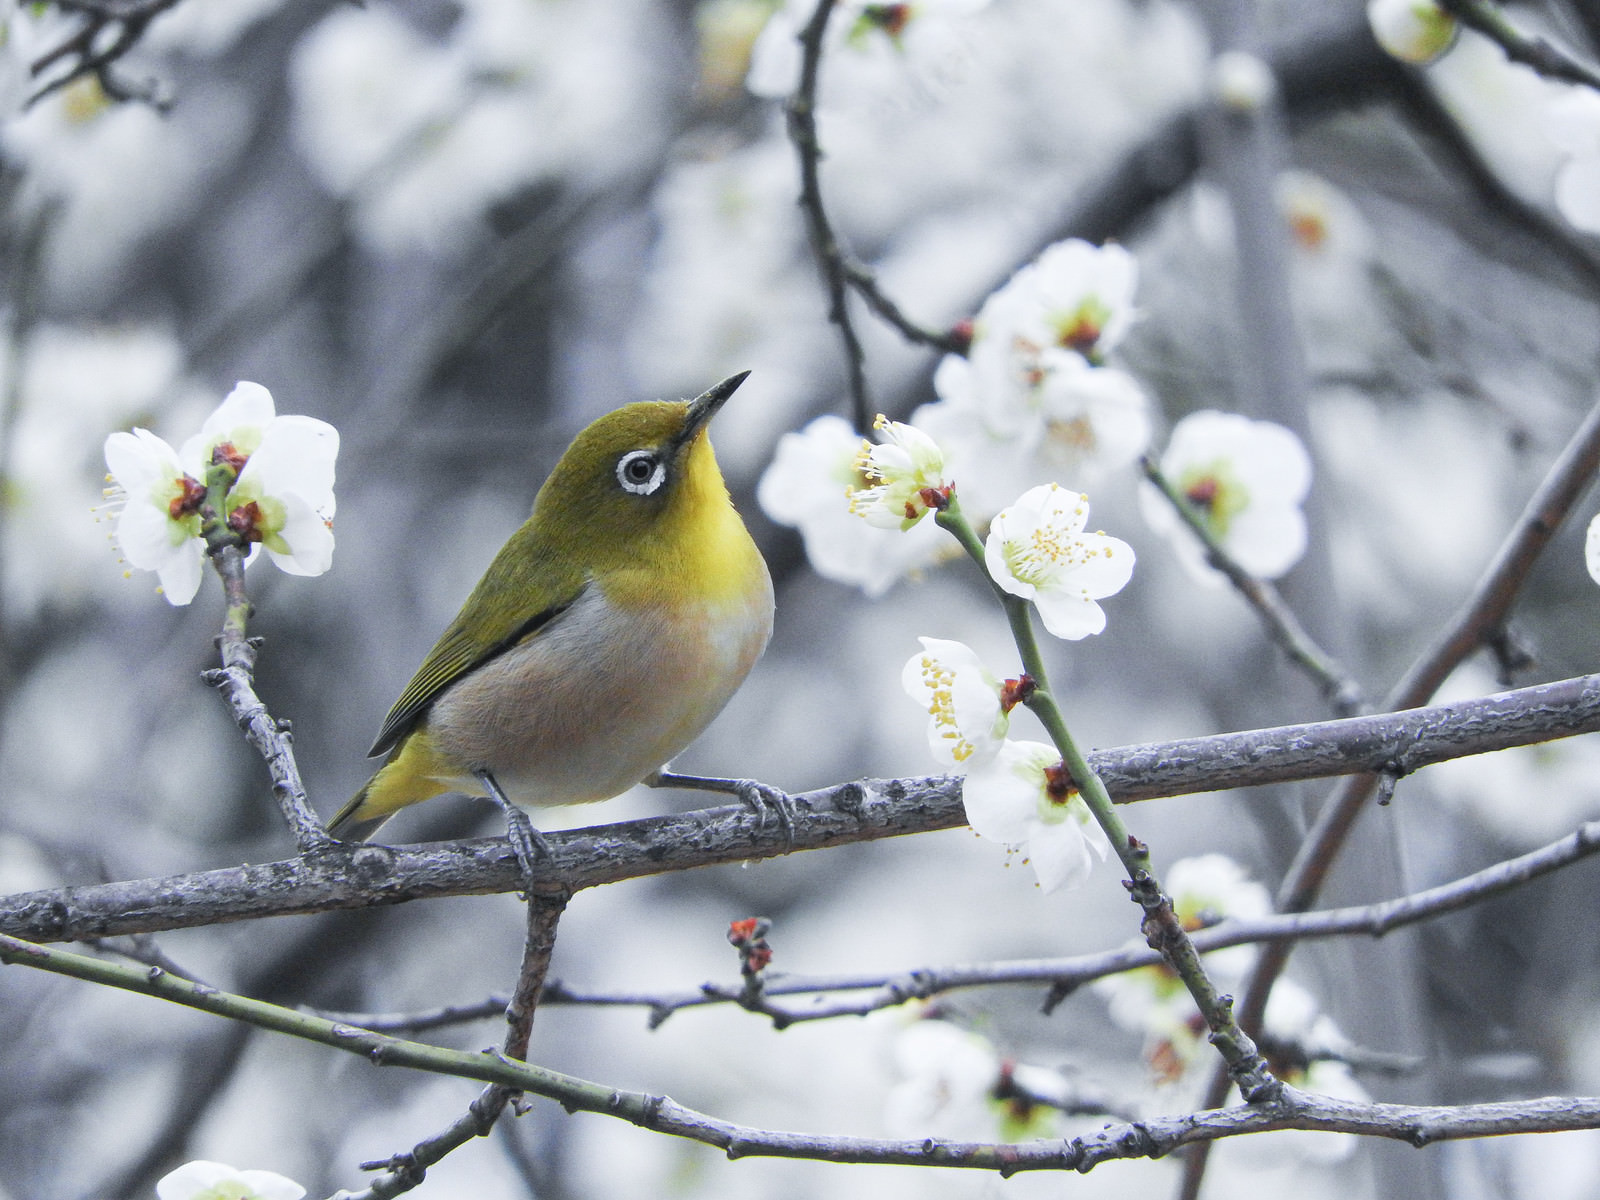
[901,637,1008,767]
[235,414,340,516]
[184,380,277,466]
[962,739,1055,844]
[1026,811,1106,892]
[1587,513,1600,586]
[104,427,182,493]
[262,492,336,576]
[157,1160,305,1200]
[1227,502,1308,579]
[155,544,206,604]
[1032,589,1109,640]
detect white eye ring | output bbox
[617,449,666,495]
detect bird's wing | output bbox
[367,549,588,758]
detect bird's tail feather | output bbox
[327,779,393,843]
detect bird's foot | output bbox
[646,769,796,847]
[475,769,548,897]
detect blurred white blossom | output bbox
[156,1160,305,1200]
[290,0,664,255]
[1550,87,1600,235]
[882,1017,1002,1139]
[1588,512,1600,587]
[757,413,945,596]
[1140,410,1311,584]
[984,483,1135,640]
[2,75,241,299]
[1366,0,1457,65]
[963,739,1110,892]
[1426,28,1570,211]
[1096,854,1272,1052]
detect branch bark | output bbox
[4,673,1600,942]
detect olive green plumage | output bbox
[330,373,773,840]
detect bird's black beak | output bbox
[672,370,750,458]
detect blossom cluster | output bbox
[103,382,338,605]
[914,239,1151,520]
[759,237,1314,597]
[903,636,1110,892]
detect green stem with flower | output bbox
[930,488,1279,1101]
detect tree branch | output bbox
[6,932,1600,1172]
[4,673,1600,941]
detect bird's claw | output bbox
[476,769,548,897]
[735,779,796,845]
[645,769,796,848]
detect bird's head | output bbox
[531,372,751,572]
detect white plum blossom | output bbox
[846,413,952,530]
[227,417,339,578]
[103,428,208,604]
[1006,238,1139,365]
[900,637,1014,767]
[103,382,339,604]
[916,239,1151,516]
[984,484,1135,640]
[1587,512,1600,587]
[1366,0,1458,65]
[156,1160,305,1200]
[963,739,1110,892]
[1141,410,1311,584]
[883,1018,1003,1139]
[757,414,945,596]
[1550,87,1600,235]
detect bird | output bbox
[328,372,775,857]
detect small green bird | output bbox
[328,373,774,844]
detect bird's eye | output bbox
[616,449,666,495]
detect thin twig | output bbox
[27,0,183,108]
[1141,457,1365,716]
[786,0,872,432]
[537,814,1600,1026]
[1437,0,1600,91]
[200,546,337,854]
[342,892,570,1200]
[839,260,969,354]
[9,934,1600,1170]
[782,1,966,427]
[1189,393,1600,1169]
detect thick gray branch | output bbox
[4,673,1599,942]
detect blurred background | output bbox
[4,0,1600,1196]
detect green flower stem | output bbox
[935,497,1279,1102]
[0,931,659,1132]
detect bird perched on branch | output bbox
[329,373,774,854]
